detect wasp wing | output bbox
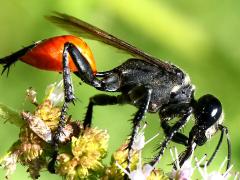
[46,12,171,69]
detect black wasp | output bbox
[0,13,231,173]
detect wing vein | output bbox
[46,12,172,70]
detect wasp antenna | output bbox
[200,125,231,171]
[200,126,224,168]
[224,126,232,170]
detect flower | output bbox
[0,80,239,180]
[195,157,234,180]
[168,145,237,180]
[106,123,167,180]
[0,80,109,179]
[168,146,196,180]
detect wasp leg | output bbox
[83,85,153,177]
[159,103,190,147]
[53,43,74,147]
[83,86,153,128]
[47,151,58,173]
[0,43,37,75]
[161,120,188,146]
[198,125,231,171]
[50,42,103,173]
[178,142,196,168]
[55,42,103,142]
[161,120,192,170]
[125,86,152,175]
[83,94,118,129]
[150,108,192,167]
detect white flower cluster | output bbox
[116,123,158,180]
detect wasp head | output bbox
[191,94,223,145]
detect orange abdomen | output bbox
[20,35,97,73]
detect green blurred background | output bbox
[0,0,240,179]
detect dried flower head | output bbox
[0,151,19,179]
[0,81,67,179]
[26,87,37,105]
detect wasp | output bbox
[0,13,231,173]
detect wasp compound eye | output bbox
[194,94,223,128]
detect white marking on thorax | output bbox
[171,85,182,94]
[183,74,191,85]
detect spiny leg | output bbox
[54,42,103,143]
[83,86,155,179]
[161,120,189,146]
[50,42,102,173]
[150,109,192,167]
[49,43,75,173]
[178,142,196,168]
[83,94,118,129]
[161,119,191,170]
[53,44,75,147]
[160,103,191,147]
[125,87,152,173]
